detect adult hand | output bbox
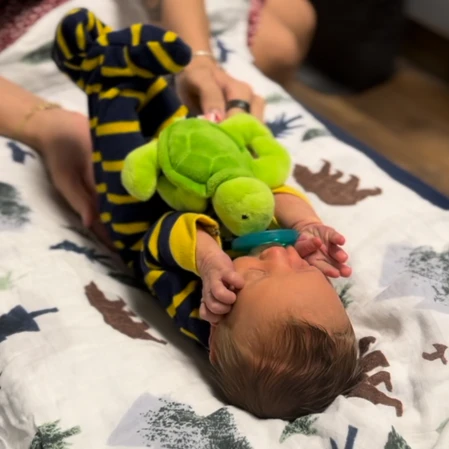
[35,109,109,244]
[176,57,265,121]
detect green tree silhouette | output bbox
[337,283,353,308]
[280,415,318,442]
[265,113,303,138]
[0,272,12,291]
[21,41,53,64]
[403,247,449,303]
[30,421,81,449]
[138,399,252,449]
[0,182,30,230]
[265,93,292,105]
[384,427,411,449]
[302,128,331,141]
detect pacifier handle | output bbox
[231,229,299,254]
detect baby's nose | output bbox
[260,245,305,267]
[260,245,286,259]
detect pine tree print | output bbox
[108,394,252,448]
[0,182,30,230]
[139,401,252,449]
[215,38,234,63]
[62,227,145,290]
[0,306,58,343]
[302,128,331,141]
[384,427,411,449]
[0,272,12,291]
[437,417,449,433]
[280,415,318,442]
[50,240,114,269]
[337,283,353,308]
[264,93,292,105]
[330,425,358,449]
[6,141,36,164]
[265,114,303,138]
[30,420,81,449]
[403,246,449,303]
[21,41,53,64]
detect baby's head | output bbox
[209,245,360,420]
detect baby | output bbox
[197,189,358,420]
[53,9,360,420]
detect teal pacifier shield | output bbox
[231,229,299,253]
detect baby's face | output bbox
[209,245,350,351]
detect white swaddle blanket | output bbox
[1,1,449,448]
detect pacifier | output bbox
[231,229,299,255]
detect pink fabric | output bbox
[0,0,70,52]
[247,0,266,47]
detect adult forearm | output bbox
[0,76,59,153]
[145,0,213,52]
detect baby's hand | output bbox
[198,252,244,324]
[295,223,352,278]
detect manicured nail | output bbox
[208,109,224,122]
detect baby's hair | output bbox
[210,318,361,420]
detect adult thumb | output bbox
[197,78,226,120]
[56,177,96,228]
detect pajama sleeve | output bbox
[272,185,310,203]
[138,211,221,346]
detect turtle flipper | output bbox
[248,136,291,188]
[219,114,291,188]
[122,140,160,201]
[157,176,208,212]
[219,113,271,148]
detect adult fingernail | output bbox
[208,109,224,122]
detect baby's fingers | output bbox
[329,230,346,246]
[222,271,244,291]
[339,264,352,278]
[199,302,223,325]
[311,258,352,278]
[313,260,340,278]
[295,237,322,257]
[328,243,348,263]
[211,279,237,305]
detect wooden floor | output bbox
[287,63,449,197]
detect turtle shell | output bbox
[158,118,253,198]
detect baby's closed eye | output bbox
[243,268,266,281]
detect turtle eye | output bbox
[241,215,249,220]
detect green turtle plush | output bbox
[121,113,291,236]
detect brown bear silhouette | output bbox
[293,161,382,205]
[349,336,403,417]
[423,344,448,365]
[85,282,165,344]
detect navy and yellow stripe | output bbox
[52,8,212,347]
[52,9,311,348]
[140,213,215,347]
[52,8,191,268]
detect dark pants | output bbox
[307,0,405,90]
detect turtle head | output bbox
[212,178,275,236]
